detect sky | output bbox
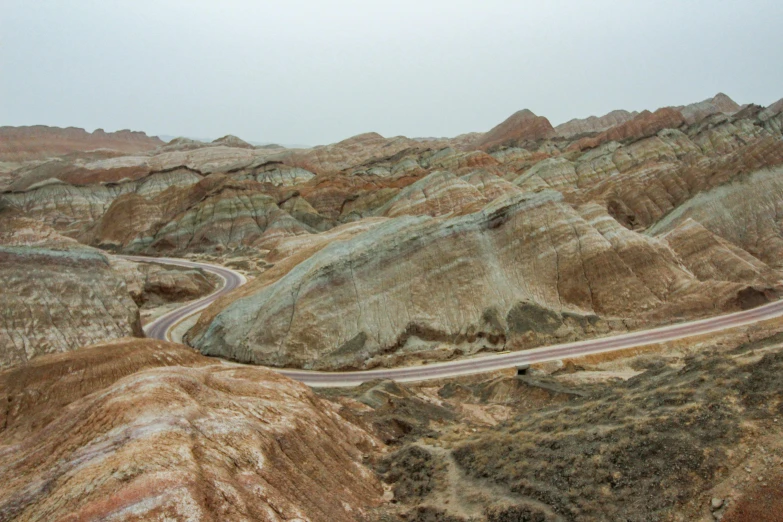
[2,0,782,146]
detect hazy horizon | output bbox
[3,0,782,147]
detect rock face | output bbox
[83,175,315,253]
[0,339,383,521]
[250,162,315,186]
[554,109,639,138]
[662,218,781,286]
[374,170,488,218]
[0,221,142,368]
[648,166,783,269]
[0,125,164,161]
[190,188,760,370]
[1,142,300,192]
[570,107,687,151]
[0,168,205,237]
[562,112,783,231]
[473,109,556,150]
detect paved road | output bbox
[122,255,783,387]
[118,255,247,342]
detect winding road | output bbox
[121,255,783,387]
[118,256,247,342]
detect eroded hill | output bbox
[3,93,783,371]
[2,92,783,521]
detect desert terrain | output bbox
[1,92,783,520]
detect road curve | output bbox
[121,255,783,387]
[117,255,247,342]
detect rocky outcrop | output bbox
[516,156,579,189]
[0,166,330,255]
[553,94,739,141]
[295,171,424,220]
[473,109,556,150]
[554,109,638,138]
[160,136,207,150]
[460,168,524,201]
[3,155,155,192]
[278,194,335,231]
[0,221,142,368]
[0,125,163,162]
[0,339,383,521]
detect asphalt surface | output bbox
[122,255,783,387]
[117,255,246,342]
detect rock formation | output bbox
[189,187,766,370]
[648,166,783,269]
[83,175,314,253]
[0,168,205,236]
[662,218,781,286]
[760,97,783,121]
[0,220,142,368]
[374,170,488,218]
[0,218,222,367]
[473,109,556,150]
[0,339,383,521]
[564,112,783,230]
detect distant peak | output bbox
[335,132,386,146]
[473,108,554,149]
[351,131,385,140]
[711,92,741,112]
[212,135,253,148]
[507,109,538,120]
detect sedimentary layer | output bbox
[0,339,383,521]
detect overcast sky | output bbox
[2,1,782,146]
